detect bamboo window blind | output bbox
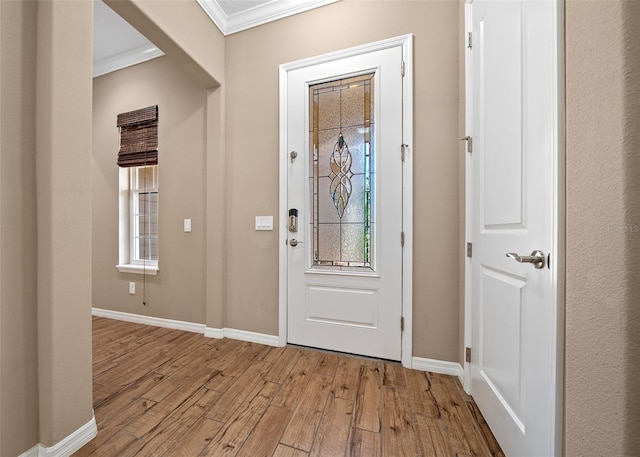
[117,105,158,167]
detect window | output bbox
[116,105,159,275]
[309,73,375,272]
[117,165,159,274]
[130,165,158,265]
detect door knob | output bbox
[289,238,303,247]
[506,250,545,269]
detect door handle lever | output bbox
[506,250,545,269]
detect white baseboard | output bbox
[19,415,97,457]
[220,327,281,347]
[412,356,465,384]
[204,326,224,339]
[204,326,281,347]
[92,308,205,334]
[18,445,38,457]
[92,308,280,347]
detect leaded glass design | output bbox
[310,73,375,272]
[329,133,353,218]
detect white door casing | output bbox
[278,35,413,365]
[465,1,563,456]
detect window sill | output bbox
[116,264,159,275]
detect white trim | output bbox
[93,44,164,78]
[463,1,564,452]
[412,357,465,384]
[115,264,159,275]
[204,326,225,339]
[278,62,289,348]
[207,327,282,347]
[463,0,474,395]
[196,0,339,36]
[279,35,414,73]
[91,308,282,347]
[400,35,414,369]
[278,35,414,366]
[551,1,566,454]
[18,446,38,457]
[19,415,97,457]
[92,308,205,334]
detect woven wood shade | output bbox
[117,105,158,167]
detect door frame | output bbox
[463,0,565,454]
[278,34,414,367]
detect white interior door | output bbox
[468,0,561,455]
[283,42,406,361]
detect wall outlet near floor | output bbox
[129,282,135,295]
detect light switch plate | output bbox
[184,219,191,232]
[255,216,273,231]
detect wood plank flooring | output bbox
[74,317,504,457]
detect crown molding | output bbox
[196,0,340,36]
[93,43,164,78]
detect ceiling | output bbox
[93,0,339,78]
[93,0,164,77]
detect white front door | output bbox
[281,38,410,361]
[468,0,562,455]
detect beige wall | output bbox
[205,86,227,330]
[101,0,462,362]
[0,0,223,453]
[1,0,637,454]
[622,2,640,452]
[88,2,640,454]
[35,0,94,447]
[0,0,94,454]
[105,0,225,89]
[565,0,640,454]
[224,0,461,361]
[93,56,209,324]
[0,1,39,455]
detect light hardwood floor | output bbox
[74,317,504,457]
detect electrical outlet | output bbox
[129,282,135,295]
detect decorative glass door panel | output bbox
[285,39,406,361]
[309,73,375,272]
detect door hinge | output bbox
[461,135,473,153]
[401,144,408,161]
[467,32,473,49]
[401,231,405,247]
[401,60,405,77]
[401,316,405,332]
[465,347,471,363]
[466,242,472,258]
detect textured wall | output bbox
[1,1,95,452]
[92,56,208,324]
[3,0,636,453]
[105,0,462,362]
[565,1,640,454]
[105,0,225,88]
[621,2,640,452]
[35,0,94,448]
[0,1,39,455]
[224,0,461,361]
